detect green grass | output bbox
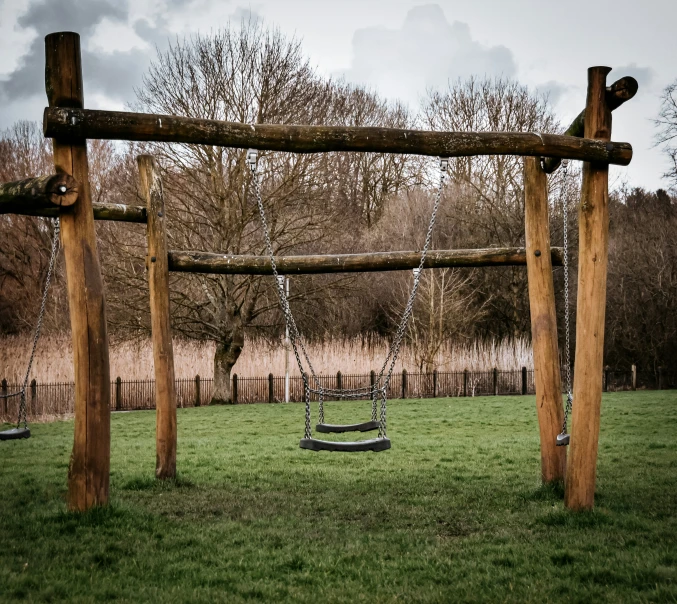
[1,391,676,603]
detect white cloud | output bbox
[340,4,516,106]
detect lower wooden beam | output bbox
[1,201,147,223]
[168,247,564,275]
[524,157,567,484]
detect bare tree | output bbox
[0,122,65,334]
[656,80,677,189]
[103,22,415,403]
[421,77,565,339]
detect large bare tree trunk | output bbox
[211,319,244,405]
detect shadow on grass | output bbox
[121,474,195,492]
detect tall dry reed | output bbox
[0,334,533,383]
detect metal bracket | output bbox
[439,157,449,172]
[246,149,258,171]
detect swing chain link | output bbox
[560,160,573,436]
[0,218,61,429]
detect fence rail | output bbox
[0,365,671,421]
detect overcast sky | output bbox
[0,0,674,190]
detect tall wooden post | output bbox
[45,32,111,511]
[565,67,613,510]
[524,156,567,484]
[138,155,177,480]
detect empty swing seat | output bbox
[300,437,391,452]
[0,427,31,441]
[315,420,380,434]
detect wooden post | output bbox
[336,371,343,391]
[432,369,438,398]
[370,370,375,389]
[30,379,37,417]
[565,67,613,511]
[232,374,238,405]
[604,366,610,392]
[401,369,408,399]
[115,377,122,411]
[658,367,665,390]
[631,364,637,391]
[463,369,468,397]
[46,32,111,511]
[194,375,201,407]
[524,156,567,484]
[493,368,499,396]
[522,367,528,395]
[138,154,177,480]
[1,379,7,417]
[268,373,274,403]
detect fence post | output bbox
[604,366,610,392]
[370,369,375,389]
[194,374,201,407]
[115,377,122,411]
[631,364,637,391]
[30,379,37,417]
[337,371,342,391]
[268,373,274,404]
[432,369,438,398]
[521,367,527,395]
[1,378,7,417]
[232,374,238,404]
[463,369,468,397]
[493,368,498,396]
[658,367,665,390]
[401,369,408,399]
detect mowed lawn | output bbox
[1,391,676,603]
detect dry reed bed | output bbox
[0,334,533,383]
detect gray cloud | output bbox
[341,4,516,105]
[1,0,127,101]
[536,80,569,107]
[611,63,655,89]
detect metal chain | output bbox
[560,160,573,435]
[248,150,446,440]
[0,218,60,429]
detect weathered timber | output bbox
[543,76,638,173]
[43,107,632,165]
[46,32,111,511]
[565,67,613,511]
[524,156,567,484]
[1,200,147,222]
[138,155,177,480]
[168,247,564,275]
[0,173,78,210]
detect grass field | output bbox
[1,391,676,603]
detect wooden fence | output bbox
[1,365,667,421]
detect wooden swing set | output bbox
[0,32,637,512]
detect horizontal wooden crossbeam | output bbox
[167,247,564,275]
[0,174,78,211]
[1,200,147,222]
[43,107,632,165]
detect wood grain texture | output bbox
[524,156,567,484]
[46,32,111,511]
[565,67,613,511]
[44,107,632,165]
[0,173,78,209]
[542,76,637,173]
[138,155,177,480]
[168,247,564,275]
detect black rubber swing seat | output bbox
[0,427,31,441]
[315,420,380,434]
[300,437,391,452]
